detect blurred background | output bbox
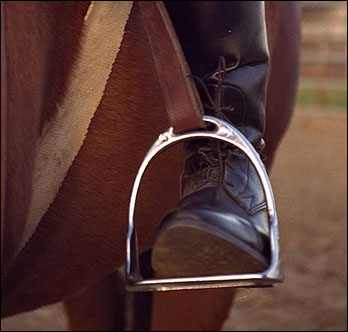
[297,1,346,112]
[2,1,347,331]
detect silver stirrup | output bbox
[126,116,282,291]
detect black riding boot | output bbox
[152,1,271,277]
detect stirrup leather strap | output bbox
[139,1,204,133]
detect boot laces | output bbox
[194,56,235,120]
[187,56,266,175]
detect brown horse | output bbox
[1,1,300,330]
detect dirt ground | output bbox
[1,110,347,331]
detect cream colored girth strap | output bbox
[18,1,134,253]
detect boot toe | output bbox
[151,207,269,278]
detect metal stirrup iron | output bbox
[125,1,282,291]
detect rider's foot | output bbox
[152,2,271,277]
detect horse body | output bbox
[1,1,300,330]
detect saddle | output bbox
[126,1,282,291]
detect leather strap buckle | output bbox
[126,116,282,291]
